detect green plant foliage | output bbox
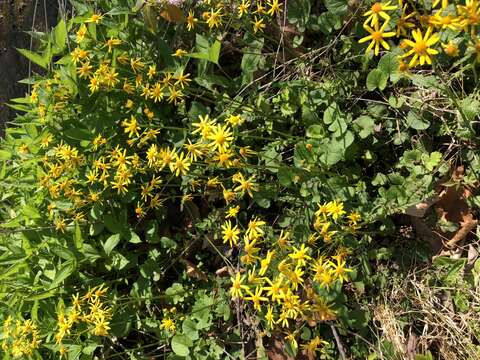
[1,0,479,359]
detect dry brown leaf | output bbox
[160,4,184,23]
[179,258,207,281]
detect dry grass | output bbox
[372,268,480,359]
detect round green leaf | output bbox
[171,334,192,357]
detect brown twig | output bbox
[330,324,347,360]
[445,219,478,248]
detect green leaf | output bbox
[209,40,221,65]
[0,150,12,160]
[422,151,442,171]
[355,116,375,139]
[324,0,348,15]
[50,260,75,289]
[378,53,400,81]
[241,35,264,84]
[182,319,199,341]
[74,222,83,250]
[54,20,68,52]
[188,35,221,64]
[323,103,341,125]
[366,69,388,91]
[171,335,192,357]
[64,128,93,141]
[406,110,430,130]
[103,234,121,256]
[277,167,293,186]
[16,48,49,69]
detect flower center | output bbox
[371,3,383,13]
[414,40,428,55]
[446,45,457,55]
[371,31,383,41]
[441,16,452,25]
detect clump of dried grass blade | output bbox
[372,269,480,359]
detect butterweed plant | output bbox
[0,0,479,359]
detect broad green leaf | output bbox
[54,20,68,52]
[171,335,192,357]
[103,234,121,256]
[182,319,199,341]
[378,53,400,81]
[0,150,12,160]
[366,69,388,91]
[16,48,49,69]
[324,0,348,15]
[50,260,75,289]
[209,40,221,65]
[406,110,430,130]
[355,116,375,139]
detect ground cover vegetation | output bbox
[0,0,479,358]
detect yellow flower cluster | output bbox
[359,0,480,68]
[32,11,263,230]
[185,0,282,34]
[55,285,112,356]
[1,317,40,358]
[228,200,359,350]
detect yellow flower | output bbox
[106,38,121,52]
[150,82,164,103]
[205,8,223,29]
[265,305,275,328]
[171,152,191,177]
[430,11,462,31]
[230,272,249,298]
[76,24,87,43]
[160,317,176,332]
[396,5,416,37]
[245,216,266,239]
[226,205,240,219]
[264,276,284,303]
[88,76,100,93]
[363,1,397,27]
[186,10,198,31]
[258,250,275,276]
[173,48,188,57]
[226,114,244,127]
[192,114,216,139]
[221,220,240,247]
[121,115,140,138]
[328,259,353,284]
[288,244,311,267]
[326,200,346,220]
[301,336,328,356]
[233,173,258,198]
[167,86,183,105]
[244,287,268,311]
[238,0,251,17]
[402,27,440,67]
[174,70,191,88]
[441,41,458,57]
[55,218,67,233]
[252,16,266,33]
[147,65,157,79]
[267,0,282,16]
[358,22,396,56]
[86,13,104,24]
[77,61,93,78]
[182,139,202,161]
[207,124,234,153]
